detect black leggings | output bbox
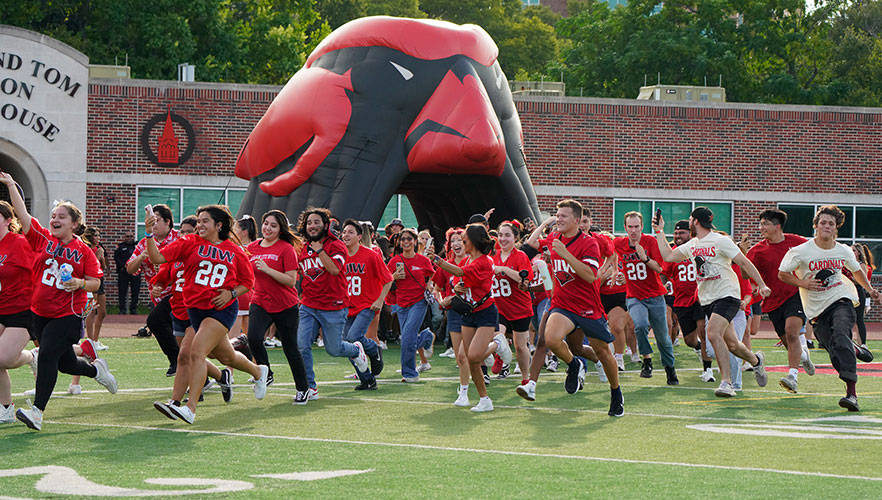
[247,304,308,391]
[33,314,96,411]
[854,286,868,345]
[147,296,179,364]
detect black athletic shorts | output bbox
[0,309,34,330]
[673,302,703,334]
[750,301,763,316]
[664,294,674,307]
[600,292,627,314]
[766,293,806,337]
[703,297,742,323]
[499,314,532,333]
[96,277,106,296]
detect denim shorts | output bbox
[461,304,499,329]
[188,301,238,332]
[447,309,463,333]
[172,314,192,337]
[549,307,615,343]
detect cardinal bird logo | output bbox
[303,267,325,282]
[235,16,540,233]
[555,270,575,287]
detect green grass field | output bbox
[3,337,882,499]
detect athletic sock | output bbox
[799,334,808,350]
[479,396,491,402]
[703,360,712,370]
[846,380,857,398]
[460,384,469,393]
[789,368,798,379]
[521,379,529,385]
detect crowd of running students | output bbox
[1,169,879,430]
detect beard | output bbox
[306,226,328,242]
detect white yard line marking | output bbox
[251,470,373,481]
[48,421,882,482]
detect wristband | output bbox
[642,257,650,264]
[317,247,325,254]
[230,289,238,299]
[145,233,153,239]
[433,255,440,263]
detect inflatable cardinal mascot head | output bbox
[235,16,541,235]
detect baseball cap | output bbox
[389,218,404,227]
[674,220,690,231]
[691,207,715,229]
[468,213,488,224]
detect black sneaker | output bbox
[496,364,510,379]
[806,340,815,349]
[370,348,384,376]
[483,374,491,385]
[293,390,308,405]
[839,394,860,412]
[134,327,151,338]
[854,341,874,363]
[165,361,177,377]
[355,379,377,391]
[608,390,624,417]
[219,368,233,403]
[564,358,584,394]
[665,366,679,385]
[266,371,274,387]
[640,358,653,378]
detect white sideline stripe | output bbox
[50,421,882,482]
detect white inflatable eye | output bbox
[390,61,413,81]
[495,68,503,89]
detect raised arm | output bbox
[0,172,31,234]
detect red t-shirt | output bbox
[26,219,103,318]
[732,263,753,313]
[539,231,605,319]
[247,239,300,313]
[491,249,533,321]
[613,234,667,300]
[128,229,179,304]
[151,262,187,320]
[662,247,698,308]
[298,236,348,310]
[746,233,807,313]
[345,245,393,316]
[460,254,495,313]
[594,233,625,295]
[432,256,467,309]
[387,253,434,308]
[0,232,35,314]
[159,234,255,311]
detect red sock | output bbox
[521,379,529,385]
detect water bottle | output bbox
[59,263,73,283]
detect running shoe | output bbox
[630,352,641,364]
[714,380,736,397]
[774,340,784,347]
[493,333,513,366]
[166,361,177,377]
[369,347,384,376]
[454,392,470,407]
[742,361,754,372]
[15,404,42,430]
[665,366,679,386]
[0,404,15,424]
[263,338,276,347]
[378,340,388,350]
[779,374,798,393]
[23,388,35,397]
[483,373,492,385]
[351,341,369,372]
[308,387,319,400]
[417,362,432,373]
[253,365,269,400]
[401,376,419,383]
[439,347,455,358]
[516,380,536,401]
[154,399,179,420]
[167,404,195,424]
[28,348,38,377]
[624,346,632,357]
[753,351,768,387]
[354,379,377,391]
[801,348,815,375]
[854,341,874,363]
[203,377,215,392]
[67,384,82,395]
[293,390,309,405]
[424,330,435,358]
[470,398,494,412]
[92,358,117,393]
[640,358,653,378]
[806,340,815,349]
[491,353,503,374]
[344,372,359,380]
[673,338,680,347]
[94,340,109,351]
[616,355,625,372]
[219,368,233,403]
[546,357,559,372]
[513,364,521,375]
[596,361,608,384]
[839,395,860,412]
[608,390,624,417]
[565,358,585,394]
[316,337,325,347]
[700,369,716,383]
[80,339,98,362]
[497,364,510,379]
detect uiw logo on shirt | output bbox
[197,246,235,263]
[46,242,83,263]
[552,259,574,286]
[301,257,325,281]
[345,262,366,275]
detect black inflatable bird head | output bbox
[235,16,541,234]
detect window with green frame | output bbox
[135,187,247,238]
[778,204,882,257]
[613,200,732,235]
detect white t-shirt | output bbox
[676,232,741,305]
[779,239,861,319]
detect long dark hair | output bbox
[236,215,258,241]
[0,201,21,233]
[196,205,235,241]
[262,210,299,246]
[465,223,495,256]
[296,206,332,238]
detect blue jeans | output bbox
[397,300,433,379]
[298,305,357,389]
[627,295,675,368]
[344,308,379,383]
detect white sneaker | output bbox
[753,351,768,387]
[801,348,815,376]
[630,352,641,364]
[67,384,82,395]
[484,354,494,367]
[263,338,276,347]
[513,364,522,375]
[0,404,14,423]
[168,404,195,424]
[700,369,716,383]
[453,391,470,407]
[16,405,42,430]
[616,355,625,372]
[470,397,494,412]
[316,337,325,347]
[516,380,536,401]
[378,340,388,350]
[28,348,39,377]
[742,361,754,372]
[253,365,269,400]
[673,338,680,347]
[307,387,319,400]
[493,333,513,365]
[23,388,36,397]
[351,341,369,372]
[547,357,559,372]
[424,331,435,358]
[343,372,358,380]
[417,362,432,373]
[596,361,608,384]
[779,373,798,393]
[440,347,455,358]
[92,358,117,394]
[94,341,109,351]
[624,347,632,356]
[714,380,736,397]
